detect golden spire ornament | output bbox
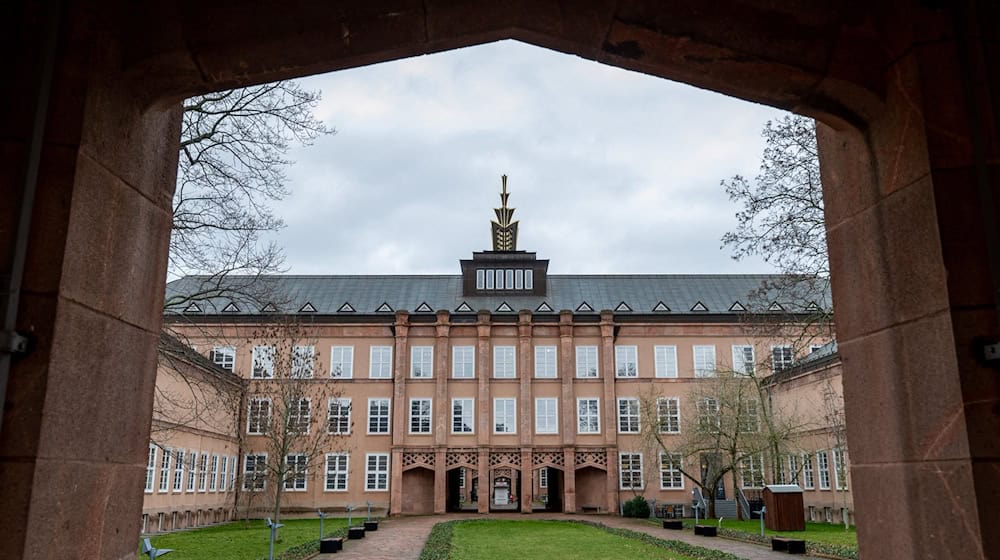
[491,175,519,251]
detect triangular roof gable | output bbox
[652,301,671,312]
[183,302,203,313]
[338,302,355,313]
[768,301,785,312]
[690,301,709,312]
[455,302,474,313]
[496,301,513,312]
[375,302,394,313]
[615,301,632,312]
[222,302,240,313]
[299,302,317,313]
[729,301,747,312]
[576,301,594,312]
[260,302,278,313]
[535,301,553,313]
[415,302,433,313]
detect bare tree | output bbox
[820,377,850,530]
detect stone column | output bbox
[559,311,575,444]
[563,448,577,513]
[478,448,490,514]
[434,311,450,446]
[434,449,447,514]
[605,448,619,515]
[520,448,532,513]
[599,312,617,448]
[391,312,410,445]
[389,449,404,514]
[518,310,533,446]
[476,311,492,445]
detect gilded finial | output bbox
[491,174,519,251]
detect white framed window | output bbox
[772,345,794,372]
[476,269,485,289]
[833,448,848,490]
[220,456,229,493]
[409,398,432,434]
[158,448,171,493]
[486,269,495,289]
[738,400,760,433]
[693,345,716,377]
[615,345,638,377]
[172,449,185,492]
[459,469,466,488]
[697,397,720,432]
[287,397,311,434]
[657,397,681,434]
[186,452,197,492]
[198,453,209,492]
[788,455,801,485]
[493,346,516,378]
[575,346,598,378]
[209,454,219,491]
[493,398,516,434]
[617,397,640,433]
[251,345,275,378]
[659,452,684,489]
[327,398,351,434]
[739,454,765,488]
[534,398,558,434]
[534,346,557,378]
[247,398,271,434]
[654,345,678,378]
[229,455,238,490]
[817,450,831,489]
[452,398,474,434]
[325,453,349,492]
[411,346,434,378]
[802,453,815,489]
[732,345,755,376]
[525,270,534,289]
[291,345,315,378]
[367,398,390,434]
[330,346,354,378]
[539,467,548,488]
[577,398,600,433]
[619,452,644,490]
[365,453,389,491]
[369,345,393,378]
[145,444,157,493]
[284,454,308,491]
[210,346,235,372]
[452,346,475,378]
[244,454,267,491]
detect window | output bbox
[452,398,474,434]
[535,398,558,434]
[494,398,516,434]
[833,448,848,490]
[738,400,760,433]
[171,449,185,492]
[486,269,494,289]
[243,454,267,490]
[247,398,271,434]
[210,346,235,372]
[330,346,354,378]
[291,345,315,378]
[476,269,485,289]
[788,455,800,485]
[693,345,716,377]
[817,450,831,489]
[810,344,825,353]
[575,346,598,378]
[534,346,557,378]
[230,455,238,490]
[615,346,638,377]
[198,453,209,492]
[367,398,390,434]
[617,397,640,433]
[220,456,229,493]
[697,398,720,432]
[772,345,794,372]
[369,346,393,378]
[325,453,349,491]
[452,346,475,378]
[158,448,171,493]
[186,452,197,492]
[654,345,678,378]
[739,454,765,488]
[802,453,815,489]
[506,269,514,288]
[577,398,600,433]
[251,345,275,378]
[284,454,308,491]
[409,398,432,434]
[525,270,534,289]
[209,454,219,491]
[411,346,434,378]
[459,469,466,488]
[659,452,684,489]
[732,345,755,376]
[287,398,311,434]
[539,467,548,488]
[515,269,524,289]
[657,397,681,434]
[493,346,516,378]
[327,398,351,434]
[365,453,389,491]
[145,445,158,493]
[619,452,643,490]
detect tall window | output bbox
[788,454,801,485]
[617,397,640,433]
[209,454,219,491]
[493,346,516,378]
[291,345,315,378]
[452,398,474,434]
[452,346,475,378]
[229,455,238,490]
[534,346,557,378]
[330,346,354,378]
[145,445,157,493]
[243,454,267,491]
[657,397,681,434]
[367,398,390,434]
[494,398,516,434]
[247,398,271,434]
[619,453,644,490]
[325,453,349,491]
[210,346,235,372]
[365,453,389,491]
[287,397,311,434]
[284,454,308,491]
[732,345,755,376]
[697,398,720,432]
[369,346,393,378]
[739,454,765,488]
[220,456,229,493]
[575,346,598,378]
[198,453,209,492]
[659,452,684,489]
[693,345,716,377]
[817,450,831,489]
[654,345,678,378]
[738,400,760,433]
[251,345,275,378]
[411,346,433,378]
[327,398,351,434]
[577,398,600,433]
[186,452,197,492]
[615,345,638,377]
[158,448,171,493]
[772,345,794,372]
[535,398,558,434]
[409,398,432,434]
[833,448,848,490]
[539,467,548,488]
[802,453,815,489]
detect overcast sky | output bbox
[272,39,789,276]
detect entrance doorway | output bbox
[489,469,521,512]
[446,467,477,512]
[533,467,563,512]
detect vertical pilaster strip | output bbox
[434,449,447,513]
[518,310,533,446]
[478,448,490,514]
[520,448,532,513]
[434,311,450,446]
[563,448,576,513]
[390,449,403,514]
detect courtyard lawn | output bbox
[448,520,702,560]
[141,518,349,560]
[704,518,857,547]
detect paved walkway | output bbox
[315,514,824,560]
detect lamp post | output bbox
[266,517,284,560]
[317,510,327,539]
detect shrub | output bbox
[622,495,651,518]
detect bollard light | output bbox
[141,538,173,558]
[756,506,767,537]
[346,504,355,527]
[366,501,373,521]
[317,510,327,539]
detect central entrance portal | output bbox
[489,468,521,511]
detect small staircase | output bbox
[713,500,738,519]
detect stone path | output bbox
[315,513,824,560]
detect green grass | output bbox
[696,518,857,547]
[141,518,350,560]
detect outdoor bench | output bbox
[771,537,806,554]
